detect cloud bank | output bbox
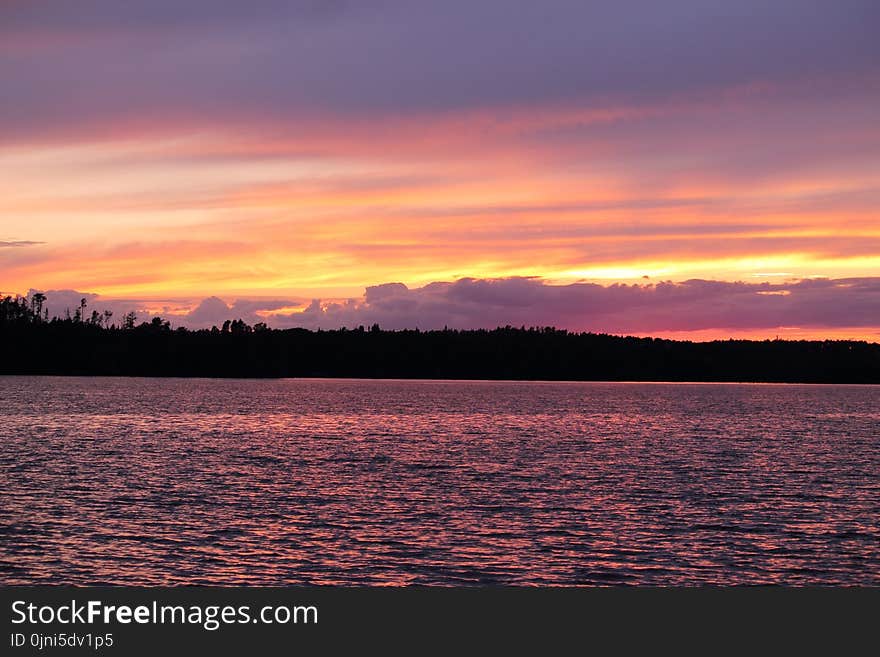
[3,1,878,134]
[269,277,880,333]
[3,2,879,300]
[25,277,880,339]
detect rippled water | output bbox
[1,377,877,585]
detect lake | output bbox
[1,377,877,585]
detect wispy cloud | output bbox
[25,277,880,341]
[0,240,43,247]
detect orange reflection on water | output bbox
[1,378,877,585]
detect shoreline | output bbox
[1,373,878,385]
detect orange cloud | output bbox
[2,77,880,333]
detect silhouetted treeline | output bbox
[1,294,879,382]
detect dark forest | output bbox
[2,294,878,382]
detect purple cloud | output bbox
[264,277,880,333]
[24,277,880,336]
[2,1,878,137]
[182,296,304,328]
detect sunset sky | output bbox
[2,1,879,339]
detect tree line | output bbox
[1,293,878,382]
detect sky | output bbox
[2,1,879,339]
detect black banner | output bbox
[2,587,876,655]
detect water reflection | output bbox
[1,378,877,585]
